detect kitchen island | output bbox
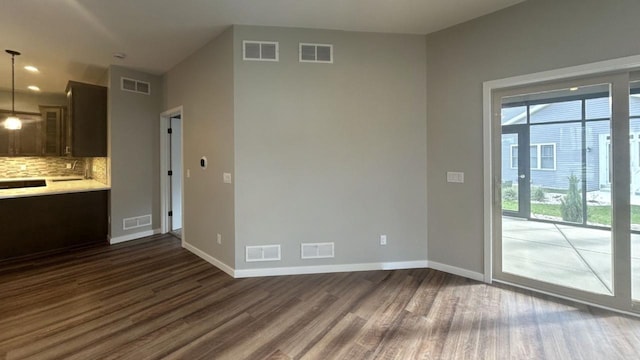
[0,176,110,261]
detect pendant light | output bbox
[4,49,22,130]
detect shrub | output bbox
[532,186,546,202]
[560,174,582,223]
[503,186,517,201]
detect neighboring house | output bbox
[502,94,640,193]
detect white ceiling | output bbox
[0,0,523,94]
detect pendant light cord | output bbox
[11,52,15,115]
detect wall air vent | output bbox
[123,214,152,230]
[246,245,281,262]
[299,43,333,63]
[121,77,151,95]
[243,41,279,62]
[301,242,335,259]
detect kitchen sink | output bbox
[0,179,47,189]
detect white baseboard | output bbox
[233,260,429,278]
[109,228,161,244]
[179,242,483,282]
[182,241,235,278]
[428,261,484,282]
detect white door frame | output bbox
[160,106,184,239]
[483,54,640,284]
[483,55,640,315]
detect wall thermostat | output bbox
[200,156,208,169]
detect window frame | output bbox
[510,143,557,171]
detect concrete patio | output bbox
[502,216,640,300]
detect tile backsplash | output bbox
[0,157,108,184]
[92,157,108,184]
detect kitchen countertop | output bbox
[0,176,110,199]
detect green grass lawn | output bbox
[502,200,640,226]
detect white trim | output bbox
[299,43,334,63]
[122,214,152,230]
[110,228,161,244]
[509,144,518,169]
[300,242,335,259]
[234,260,429,278]
[483,54,640,285]
[120,77,151,95]
[428,261,485,282]
[182,243,478,282]
[160,106,184,235]
[182,241,235,278]
[483,81,494,283]
[245,244,282,262]
[494,279,639,318]
[537,143,557,171]
[510,143,557,171]
[242,40,279,62]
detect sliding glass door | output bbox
[494,73,638,313]
[630,76,640,303]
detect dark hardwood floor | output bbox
[1,234,639,359]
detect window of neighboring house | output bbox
[510,143,556,170]
[510,145,518,168]
[540,144,556,169]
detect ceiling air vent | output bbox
[121,77,151,95]
[246,245,281,262]
[299,43,333,63]
[243,41,279,62]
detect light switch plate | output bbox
[447,171,464,183]
[223,172,232,183]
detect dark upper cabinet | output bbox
[0,122,10,156]
[40,106,65,156]
[14,119,41,155]
[65,81,107,157]
[0,111,43,156]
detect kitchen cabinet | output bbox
[0,190,109,261]
[0,111,43,156]
[40,106,65,156]
[65,81,107,157]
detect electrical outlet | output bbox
[223,172,232,184]
[217,233,222,244]
[19,165,27,171]
[66,163,72,169]
[380,234,387,246]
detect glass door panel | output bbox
[501,132,520,214]
[500,83,613,296]
[501,126,529,218]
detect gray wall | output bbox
[163,28,236,267]
[425,0,640,273]
[109,65,162,239]
[0,90,66,113]
[233,26,428,269]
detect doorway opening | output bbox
[160,106,184,240]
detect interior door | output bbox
[169,116,182,234]
[501,125,529,218]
